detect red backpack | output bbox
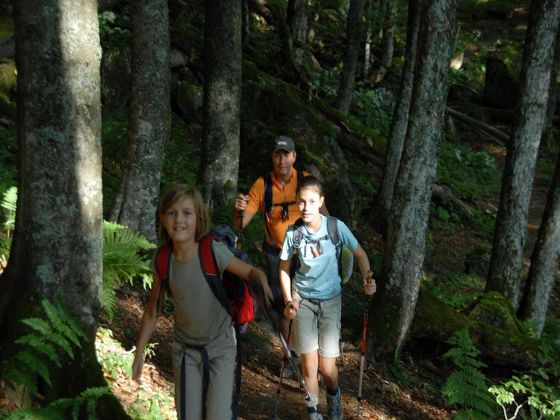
[154,225,255,329]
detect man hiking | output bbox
[234,136,327,373]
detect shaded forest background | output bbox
[0,0,559,419]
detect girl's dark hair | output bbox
[297,175,323,196]
[158,184,210,244]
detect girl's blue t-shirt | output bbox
[280,215,358,300]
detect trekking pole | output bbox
[273,320,292,419]
[357,295,371,418]
[236,209,244,250]
[264,307,319,416]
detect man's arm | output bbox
[233,196,257,229]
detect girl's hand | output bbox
[283,300,298,319]
[363,271,376,295]
[131,350,144,384]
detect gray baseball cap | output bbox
[272,135,295,153]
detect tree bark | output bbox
[542,24,560,149]
[111,0,170,242]
[362,0,374,78]
[198,0,242,207]
[369,0,457,363]
[335,0,367,114]
[374,0,396,83]
[287,0,309,70]
[487,0,560,310]
[373,0,420,235]
[0,1,126,414]
[518,151,560,336]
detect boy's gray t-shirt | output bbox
[154,240,234,346]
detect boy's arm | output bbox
[132,273,162,383]
[353,244,376,295]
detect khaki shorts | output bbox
[291,295,341,357]
[172,327,236,419]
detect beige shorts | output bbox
[291,295,342,357]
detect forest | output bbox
[0,0,559,419]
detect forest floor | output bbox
[107,287,455,420]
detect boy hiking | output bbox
[279,176,376,420]
[234,136,327,369]
[132,184,273,420]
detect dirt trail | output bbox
[111,289,453,419]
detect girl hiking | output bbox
[279,175,376,420]
[132,184,273,420]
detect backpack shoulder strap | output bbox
[327,216,343,268]
[296,168,304,187]
[326,216,340,246]
[155,244,172,313]
[263,172,273,218]
[292,218,305,249]
[155,244,172,281]
[198,235,232,315]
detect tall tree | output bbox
[362,0,375,78]
[198,0,242,207]
[0,1,124,413]
[335,0,367,114]
[518,151,560,336]
[287,0,309,70]
[370,0,457,362]
[111,0,170,242]
[486,0,560,310]
[373,0,420,235]
[543,25,560,149]
[374,0,396,83]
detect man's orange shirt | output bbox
[246,168,306,249]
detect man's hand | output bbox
[234,194,249,213]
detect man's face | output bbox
[272,150,296,178]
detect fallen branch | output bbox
[446,106,510,145]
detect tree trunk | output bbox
[362,0,373,79]
[374,0,396,83]
[111,0,170,242]
[487,0,560,310]
[199,0,242,208]
[287,0,309,70]
[369,0,457,363]
[335,0,367,114]
[373,0,421,235]
[0,1,125,414]
[543,25,560,149]
[518,151,560,337]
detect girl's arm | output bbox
[226,256,273,304]
[353,244,376,295]
[132,273,162,383]
[279,258,297,318]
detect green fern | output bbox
[102,221,156,318]
[3,299,86,398]
[442,328,497,418]
[5,386,111,420]
[1,185,16,235]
